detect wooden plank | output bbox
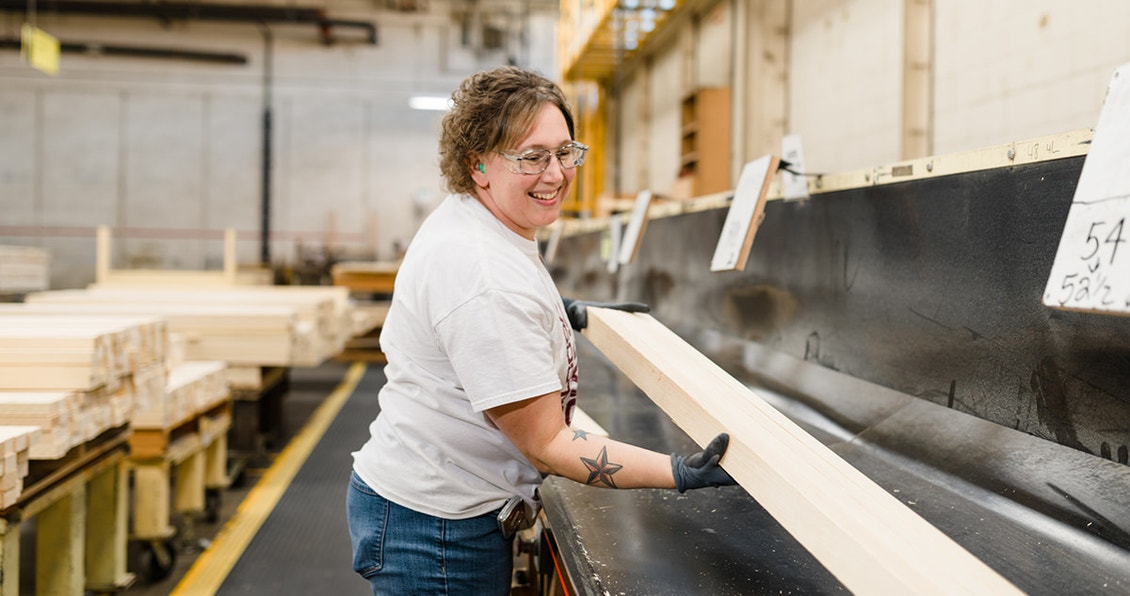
[127,430,173,460]
[582,307,1022,595]
[901,0,933,160]
[0,314,168,374]
[10,300,300,330]
[3,303,306,366]
[96,225,241,288]
[0,245,49,294]
[0,365,106,392]
[331,261,399,294]
[349,301,388,335]
[18,286,346,364]
[225,365,263,390]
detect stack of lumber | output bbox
[332,262,397,363]
[13,300,313,366]
[134,361,228,429]
[0,245,49,294]
[350,302,388,337]
[0,426,40,508]
[24,286,351,366]
[0,325,117,391]
[331,261,398,295]
[0,393,81,460]
[0,314,166,390]
[0,312,168,459]
[77,285,353,354]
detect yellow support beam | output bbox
[558,0,688,84]
[564,81,608,217]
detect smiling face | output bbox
[471,103,575,240]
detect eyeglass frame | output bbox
[497,142,589,175]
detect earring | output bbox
[478,163,486,173]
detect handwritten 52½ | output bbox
[1056,217,1126,307]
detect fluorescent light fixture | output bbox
[409,95,453,111]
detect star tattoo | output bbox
[581,446,623,488]
[572,429,589,441]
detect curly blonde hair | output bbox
[439,66,575,195]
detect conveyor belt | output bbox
[539,338,1130,595]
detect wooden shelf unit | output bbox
[679,87,732,198]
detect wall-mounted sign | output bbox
[618,190,653,266]
[710,155,779,272]
[21,24,60,76]
[781,134,810,201]
[606,213,622,274]
[1044,63,1130,316]
[543,220,563,264]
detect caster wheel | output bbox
[204,488,223,524]
[138,539,177,583]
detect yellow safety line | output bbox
[172,362,367,595]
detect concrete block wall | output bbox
[0,1,558,289]
[787,0,904,174]
[934,0,1130,154]
[616,0,1130,189]
[647,47,684,198]
[789,0,1130,172]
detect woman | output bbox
[347,65,735,594]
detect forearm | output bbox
[488,392,676,490]
[537,427,675,490]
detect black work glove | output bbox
[561,298,650,331]
[671,433,737,493]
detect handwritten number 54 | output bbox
[1081,218,1126,270]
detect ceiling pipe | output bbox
[0,1,378,45]
[0,1,323,21]
[319,19,378,46]
[0,38,247,63]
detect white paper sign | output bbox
[606,213,622,274]
[710,155,779,272]
[618,190,653,265]
[781,134,810,201]
[543,220,564,264]
[1043,64,1130,315]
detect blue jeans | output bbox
[346,471,512,595]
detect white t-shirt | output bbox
[351,194,578,519]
